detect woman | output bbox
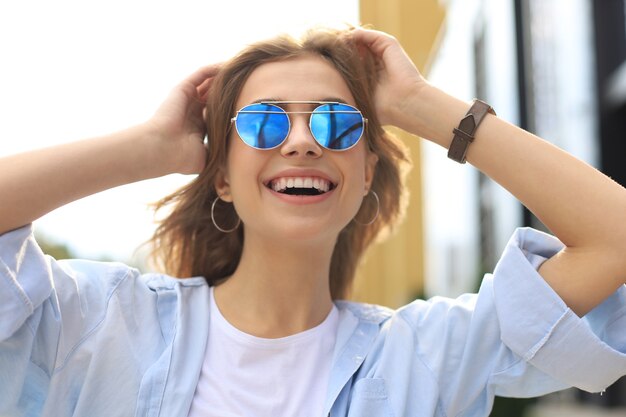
[0,26,625,417]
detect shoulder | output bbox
[52,259,208,310]
[334,299,395,325]
[333,296,470,329]
[140,272,209,291]
[336,293,481,324]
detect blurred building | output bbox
[357,0,626,414]
[354,0,445,307]
[424,0,599,298]
[423,0,626,413]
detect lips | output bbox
[267,176,335,195]
[263,170,338,197]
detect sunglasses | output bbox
[230,101,367,151]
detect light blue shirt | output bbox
[1,225,625,417]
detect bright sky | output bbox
[0,0,359,265]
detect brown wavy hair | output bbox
[149,27,411,299]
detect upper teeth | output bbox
[270,177,331,193]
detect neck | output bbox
[213,231,336,338]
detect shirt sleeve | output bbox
[0,224,140,407]
[0,224,136,339]
[395,227,626,416]
[493,227,626,393]
[0,224,60,340]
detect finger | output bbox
[196,76,214,102]
[178,64,222,104]
[183,63,223,88]
[351,28,397,57]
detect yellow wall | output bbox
[353,0,445,307]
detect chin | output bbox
[264,218,344,245]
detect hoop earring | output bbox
[353,190,380,226]
[211,195,241,233]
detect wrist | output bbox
[119,123,179,180]
[381,79,427,131]
[392,83,470,148]
[138,121,190,176]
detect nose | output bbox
[280,114,323,158]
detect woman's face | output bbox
[217,54,377,244]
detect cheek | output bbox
[338,152,372,214]
[225,140,267,206]
[226,134,259,179]
[343,147,371,188]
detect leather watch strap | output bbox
[447,99,495,164]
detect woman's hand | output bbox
[146,64,221,175]
[351,28,428,131]
[352,30,626,316]
[0,64,222,234]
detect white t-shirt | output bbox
[187,287,339,417]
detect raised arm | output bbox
[353,28,626,317]
[0,65,218,235]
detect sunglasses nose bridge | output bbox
[280,112,323,157]
[290,112,314,135]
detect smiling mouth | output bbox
[266,177,337,196]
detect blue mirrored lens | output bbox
[310,103,364,150]
[235,103,289,149]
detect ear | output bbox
[214,167,233,202]
[363,151,378,196]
